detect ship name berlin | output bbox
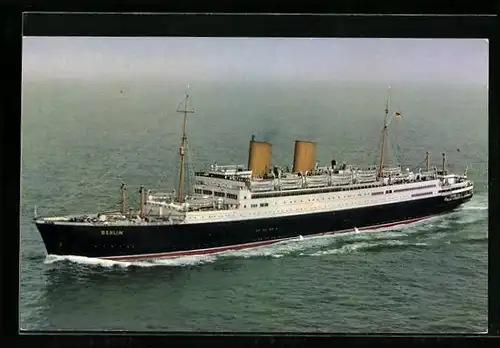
[101,230,124,236]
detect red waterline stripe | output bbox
[103,214,435,261]
[104,239,281,261]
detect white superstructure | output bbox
[142,163,473,224]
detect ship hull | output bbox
[35,195,472,261]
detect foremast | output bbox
[118,87,195,219]
[176,87,195,203]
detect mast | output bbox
[426,151,430,172]
[176,87,195,203]
[120,182,127,214]
[139,185,145,218]
[378,87,390,178]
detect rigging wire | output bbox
[65,118,170,205]
[84,90,195,210]
[154,89,196,194]
[391,110,410,166]
[386,123,401,167]
[184,138,196,196]
[98,89,197,212]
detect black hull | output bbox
[36,195,472,260]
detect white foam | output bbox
[307,239,428,257]
[308,241,374,256]
[44,253,216,268]
[44,254,149,268]
[460,194,488,211]
[145,254,217,267]
[461,206,488,211]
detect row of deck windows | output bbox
[393,184,436,193]
[253,187,432,207]
[411,191,433,197]
[242,192,402,209]
[196,184,436,202]
[194,188,238,200]
[251,183,436,199]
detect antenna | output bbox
[176,86,195,203]
[426,151,430,172]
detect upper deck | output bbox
[192,162,438,195]
[143,161,469,212]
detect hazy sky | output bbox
[22,37,488,85]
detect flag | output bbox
[395,111,402,120]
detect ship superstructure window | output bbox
[203,190,213,195]
[194,189,202,194]
[251,204,258,208]
[412,191,433,197]
[393,184,435,193]
[227,193,238,200]
[252,185,372,199]
[260,203,269,207]
[214,191,225,197]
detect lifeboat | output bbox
[304,174,329,188]
[250,179,275,192]
[330,174,352,185]
[280,175,303,190]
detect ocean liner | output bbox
[34,88,474,261]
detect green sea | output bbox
[20,78,488,332]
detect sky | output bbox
[22,37,488,85]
